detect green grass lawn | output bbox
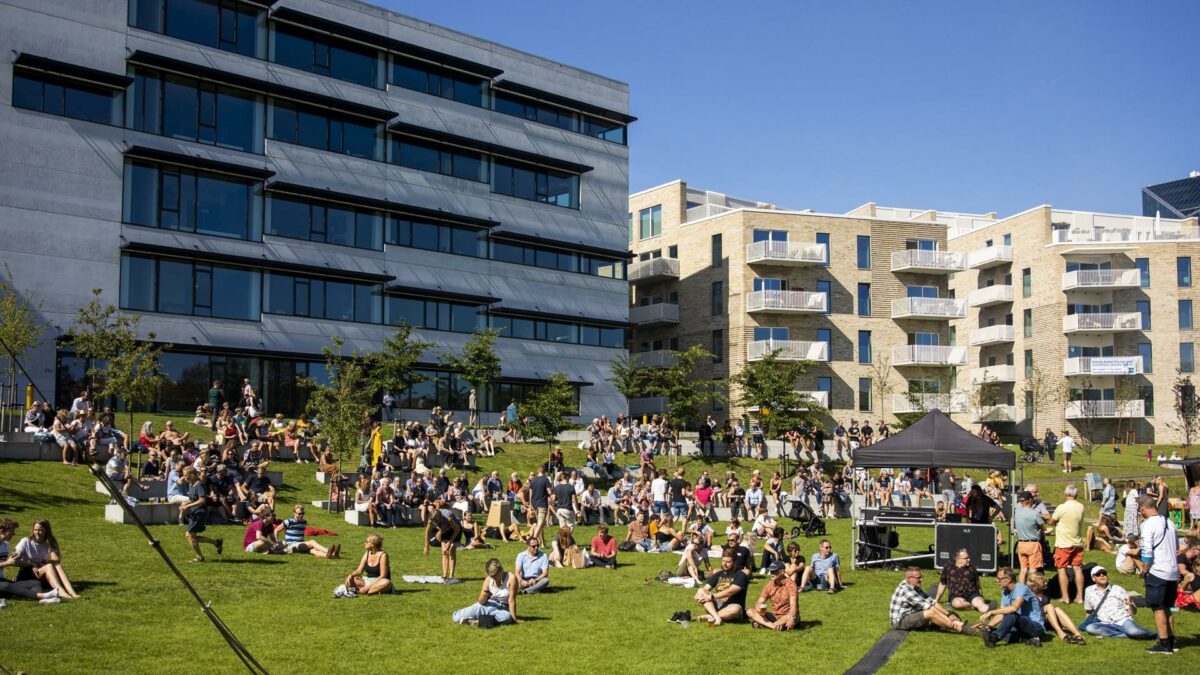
[1,429,1196,674]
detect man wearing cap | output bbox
[1080,565,1154,639]
[1013,491,1044,584]
[747,561,798,630]
[889,566,970,634]
[1050,484,1086,604]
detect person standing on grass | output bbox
[1012,491,1044,585]
[1137,493,1180,655]
[1056,430,1075,473]
[1051,485,1086,604]
[424,501,463,582]
[179,467,223,563]
[695,549,748,626]
[528,467,552,543]
[207,381,223,431]
[747,561,798,630]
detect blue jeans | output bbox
[1083,618,1155,639]
[653,501,669,515]
[452,601,511,624]
[994,614,1043,643]
[670,502,687,518]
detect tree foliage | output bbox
[729,348,822,433]
[367,322,433,406]
[0,263,44,368]
[441,328,501,419]
[305,337,374,466]
[648,345,722,429]
[1169,371,1200,452]
[607,352,652,410]
[866,351,896,421]
[520,371,579,447]
[1023,364,1065,440]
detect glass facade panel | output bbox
[1180,257,1193,287]
[857,283,871,316]
[132,69,260,153]
[1135,257,1150,287]
[856,235,871,269]
[12,72,117,125]
[272,22,378,88]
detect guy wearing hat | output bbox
[1012,491,1044,584]
[747,560,798,630]
[1080,565,1154,639]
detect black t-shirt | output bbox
[243,474,272,494]
[186,481,210,518]
[530,476,552,508]
[552,482,576,507]
[729,487,745,502]
[705,569,750,609]
[1179,553,1199,592]
[723,544,753,573]
[668,478,687,503]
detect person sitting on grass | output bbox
[589,525,617,569]
[452,558,519,625]
[1080,565,1154,639]
[934,548,991,614]
[0,519,66,604]
[8,519,79,600]
[625,512,653,552]
[549,525,578,568]
[747,561,799,630]
[277,505,339,559]
[244,511,283,554]
[800,539,843,593]
[694,549,749,626]
[978,566,1045,647]
[1026,571,1086,645]
[339,534,392,597]
[424,501,462,582]
[514,537,549,594]
[677,530,713,583]
[179,467,223,563]
[888,566,971,634]
[783,542,806,588]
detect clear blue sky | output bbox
[377,0,1200,217]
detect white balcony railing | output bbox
[746,290,827,313]
[634,350,678,369]
[892,393,966,414]
[891,297,968,319]
[969,325,1016,346]
[747,339,828,362]
[685,203,734,222]
[1063,356,1144,377]
[1050,210,1200,245]
[967,285,1014,307]
[629,303,679,325]
[966,245,1013,269]
[1064,400,1146,419]
[970,365,1017,384]
[629,396,668,416]
[973,404,1018,423]
[746,241,827,265]
[1061,269,1141,291]
[892,345,968,366]
[890,249,966,273]
[1062,312,1142,333]
[796,390,831,410]
[627,257,679,284]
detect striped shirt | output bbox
[281,518,307,544]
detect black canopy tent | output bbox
[848,409,1016,568]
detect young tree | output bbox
[520,371,579,449]
[606,352,652,416]
[0,264,45,432]
[1068,377,1099,458]
[1169,371,1200,453]
[1023,364,1063,439]
[441,328,501,427]
[67,289,168,472]
[648,345,722,430]
[305,337,374,489]
[1111,375,1141,448]
[866,351,896,421]
[729,348,822,434]
[966,372,1003,427]
[367,322,433,414]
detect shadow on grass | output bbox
[211,558,287,565]
[795,619,823,630]
[531,585,574,594]
[72,580,119,592]
[0,487,94,510]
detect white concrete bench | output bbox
[104,502,180,525]
[95,480,167,500]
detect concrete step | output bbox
[104,502,179,525]
[95,480,168,500]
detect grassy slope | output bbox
[0,429,1196,674]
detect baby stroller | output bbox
[1018,436,1049,463]
[785,499,826,538]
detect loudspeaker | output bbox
[934,523,998,572]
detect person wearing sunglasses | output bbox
[1079,565,1154,639]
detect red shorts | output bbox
[1053,546,1083,568]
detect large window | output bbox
[129,0,261,58]
[712,329,723,364]
[817,328,831,362]
[856,235,871,269]
[11,71,119,125]
[493,90,627,144]
[711,281,724,315]
[1023,308,1033,338]
[390,216,485,258]
[1182,300,1194,330]
[858,331,872,364]
[858,378,872,412]
[491,158,579,209]
[130,69,260,153]
[267,194,382,250]
[121,254,262,320]
[638,205,662,239]
[272,22,379,88]
[712,234,723,268]
[816,232,830,266]
[1135,257,1150,287]
[390,135,486,182]
[490,238,624,279]
[1024,349,1033,378]
[817,280,831,314]
[386,296,483,334]
[391,55,486,106]
[1182,342,1195,373]
[264,273,381,324]
[124,160,260,240]
[270,100,380,160]
[1138,342,1153,374]
[489,315,623,348]
[1022,268,1032,298]
[1137,300,1151,330]
[857,283,871,317]
[1179,257,1193,287]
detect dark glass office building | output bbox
[1143,172,1200,220]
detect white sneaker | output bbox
[39,597,62,604]
[333,584,348,598]
[44,587,60,600]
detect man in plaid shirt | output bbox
[889,567,973,633]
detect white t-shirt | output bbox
[1058,435,1075,454]
[1138,515,1179,580]
[13,537,53,565]
[1115,544,1132,569]
[651,478,667,502]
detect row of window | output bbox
[122,159,621,277]
[127,0,627,144]
[119,253,623,346]
[396,370,581,416]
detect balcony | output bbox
[1050,210,1200,246]
[746,290,827,314]
[890,250,966,273]
[1064,400,1145,419]
[1061,269,1141,292]
[634,350,677,369]
[746,241,827,266]
[747,339,828,362]
[1062,312,1142,334]
[969,325,1016,346]
[892,345,968,367]
[629,303,679,326]
[629,396,668,417]
[970,365,1017,384]
[628,257,679,285]
[967,285,1014,308]
[893,393,966,414]
[973,405,1018,423]
[966,246,1013,270]
[1063,356,1143,377]
[796,390,831,410]
[891,297,968,320]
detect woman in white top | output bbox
[0,519,64,603]
[452,558,518,624]
[10,520,78,600]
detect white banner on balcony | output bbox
[1087,357,1140,375]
